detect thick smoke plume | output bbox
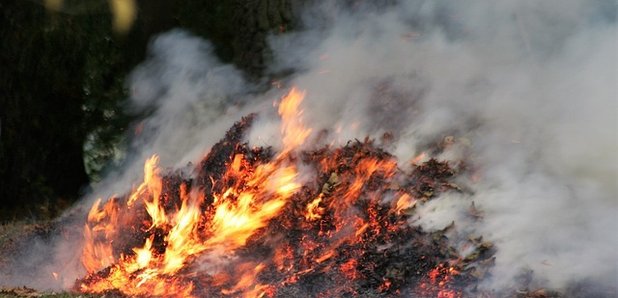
[260,0,617,292]
[1,0,616,294]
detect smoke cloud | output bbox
[255,0,618,292]
[1,0,615,294]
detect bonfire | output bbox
[76,88,494,297]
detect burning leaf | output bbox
[76,89,488,297]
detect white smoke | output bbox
[255,0,618,292]
[2,0,615,294]
[85,30,263,202]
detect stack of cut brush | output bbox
[79,115,494,297]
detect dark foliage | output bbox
[0,0,292,220]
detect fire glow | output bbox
[77,87,485,297]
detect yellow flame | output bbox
[395,193,416,214]
[305,194,324,221]
[163,186,204,274]
[279,87,312,155]
[82,198,117,273]
[129,237,153,272]
[80,87,316,297]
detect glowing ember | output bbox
[77,88,489,297]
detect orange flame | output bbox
[78,87,465,297]
[305,194,324,221]
[80,88,311,296]
[278,87,311,155]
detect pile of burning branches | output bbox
[77,88,494,297]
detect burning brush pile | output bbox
[77,88,494,297]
